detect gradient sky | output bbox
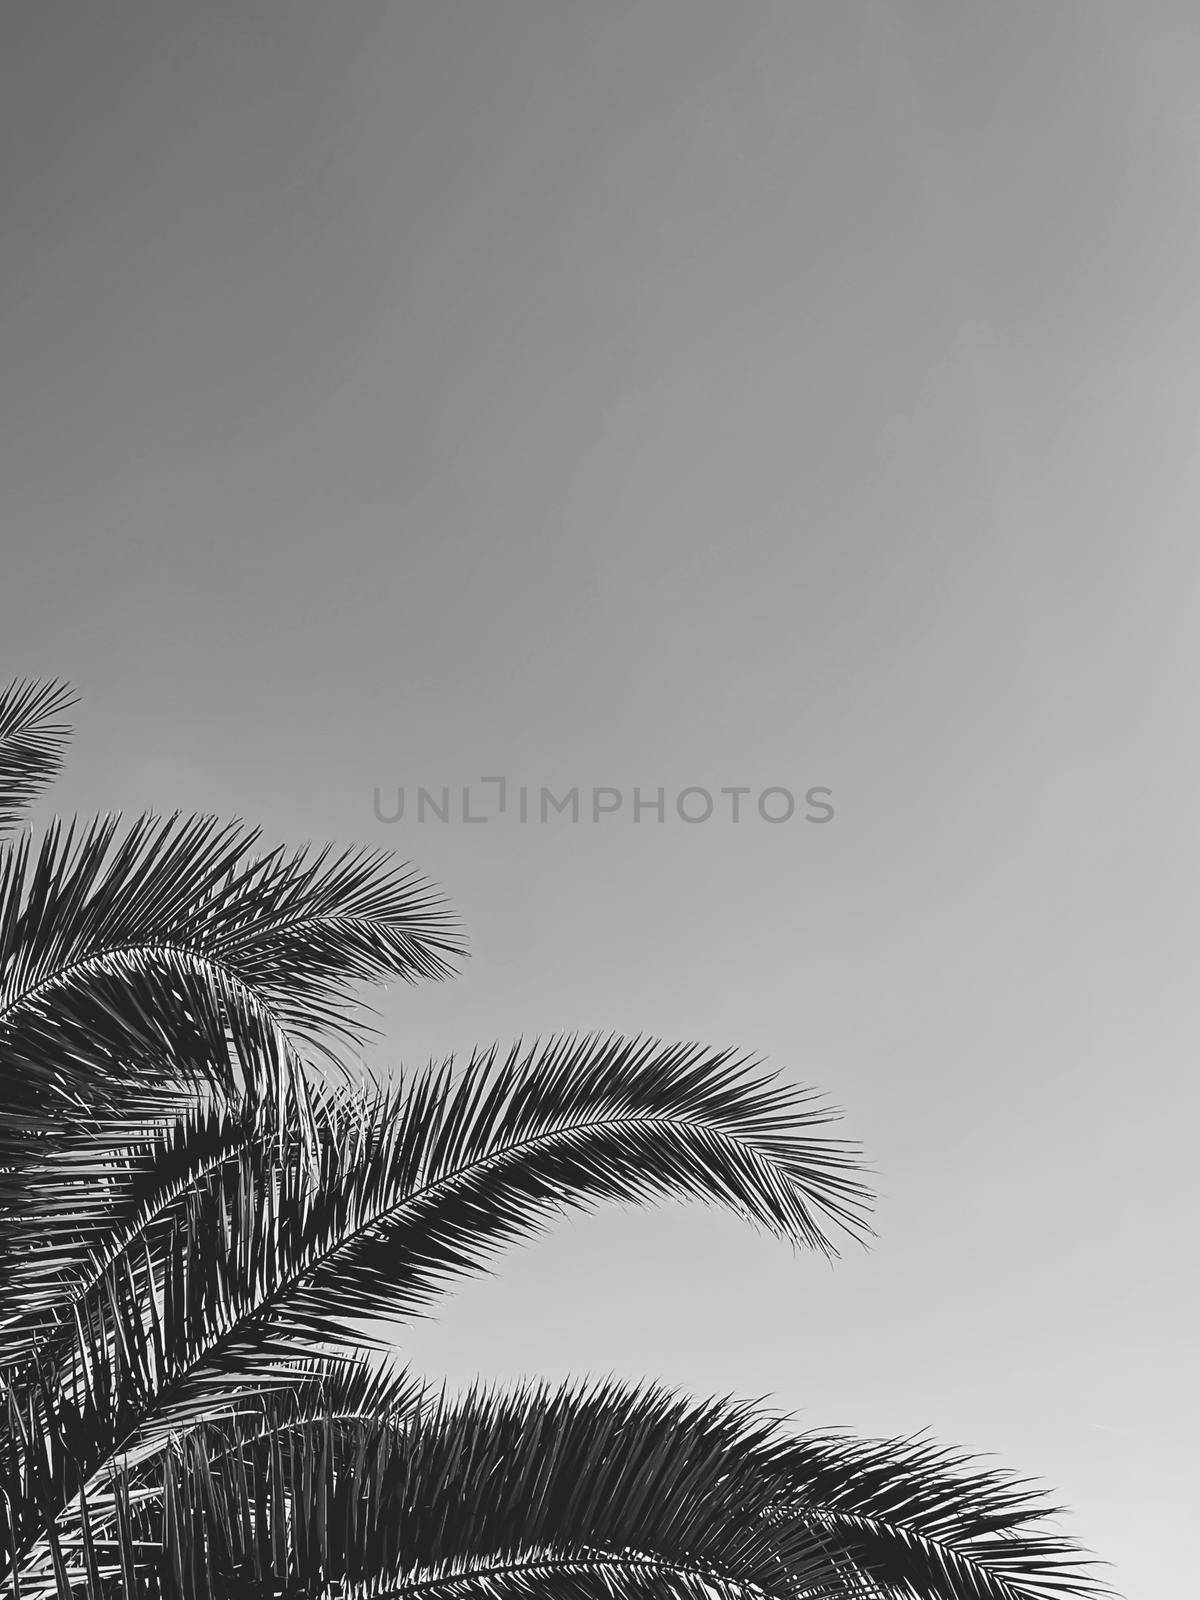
[3,5,1197,1596]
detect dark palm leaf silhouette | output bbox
[0,679,76,835]
[0,679,1107,1600]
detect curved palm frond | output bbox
[0,812,463,1168]
[773,1428,1107,1600]
[11,1378,840,1600]
[0,1038,872,1578]
[0,679,76,836]
[13,1379,1103,1600]
[135,1034,870,1386]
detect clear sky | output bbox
[3,5,1197,1596]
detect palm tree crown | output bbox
[0,678,1106,1599]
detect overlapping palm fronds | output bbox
[0,1040,875,1584]
[10,1377,1105,1600]
[0,811,463,1138]
[0,678,1107,1599]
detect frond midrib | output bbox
[0,938,283,1041]
[0,903,458,1039]
[800,1505,1096,1600]
[148,1098,860,1403]
[329,1544,798,1600]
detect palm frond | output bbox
[0,1352,425,1598]
[0,1038,871,1571]
[134,1034,870,1397]
[290,1034,871,1339]
[117,1350,426,1475]
[0,1093,277,1369]
[7,1380,1104,1600]
[0,680,76,836]
[772,1429,1109,1600]
[0,1026,316,1326]
[0,812,463,1169]
[7,1379,839,1600]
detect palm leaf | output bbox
[11,1379,1103,1600]
[0,1039,872,1577]
[771,1428,1108,1600]
[0,812,463,1172]
[127,1035,870,1393]
[0,1093,281,1370]
[12,1379,843,1600]
[0,681,76,836]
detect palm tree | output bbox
[0,678,1104,1600]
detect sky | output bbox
[2,3,1197,1595]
